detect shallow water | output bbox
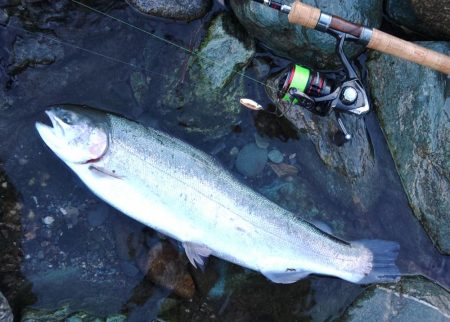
[0,1,449,321]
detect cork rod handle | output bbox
[368,29,450,75]
[287,1,321,29]
[287,1,450,75]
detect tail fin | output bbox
[356,239,401,284]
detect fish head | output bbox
[35,106,109,163]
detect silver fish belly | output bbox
[36,108,399,284]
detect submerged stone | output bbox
[27,267,133,316]
[385,0,450,39]
[367,42,450,254]
[0,291,13,322]
[411,0,450,39]
[87,204,109,227]
[235,143,268,177]
[0,9,8,25]
[254,132,270,149]
[105,314,127,322]
[157,13,255,140]
[8,35,64,75]
[268,149,284,164]
[127,0,211,22]
[264,70,380,212]
[21,305,127,321]
[341,277,450,322]
[230,0,383,68]
[137,241,195,299]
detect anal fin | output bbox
[262,269,311,284]
[183,242,212,270]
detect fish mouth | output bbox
[35,109,66,153]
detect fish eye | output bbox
[60,112,73,125]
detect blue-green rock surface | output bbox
[0,291,13,322]
[341,277,450,322]
[127,0,211,21]
[230,0,383,68]
[386,0,450,39]
[367,42,450,254]
[156,13,255,140]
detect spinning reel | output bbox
[276,30,370,142]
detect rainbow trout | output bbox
[35,106,399,284]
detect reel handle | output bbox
[287,0,450,75]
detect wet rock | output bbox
[8,35,64,75]
[106,314,127,322]
[113,219,143,260]
[137,241,195,299]
[194,14,255,89]
[269,163,298,178]
[385,0,428,36]
[21,305,127,321]
[230,0,383,68]
[158,13,255,140]
[42,215,55,226]
[119,260,140,277]
[0,291,13,322]
[367,42,450,254]
[189,259,221,297]
[0,9,8,25]
[411,0,450,39]
[0,87,13,111]
[341,277,450,321]
[22,306,72,322]
[254,132,270,149]
[205,261,227,298]
[62,206,79,228]
[264,70,380,212]
[130,71,149,107]
[265,70,374,179]
[385,0,450,40]
[229,146,239,156]
[250,57,271,80]
[27,267,132,316]
[0,170,34,314]
[127,0,211,22]
[87,204,109,227]
[268,149,283,164]
[235,143,268,177]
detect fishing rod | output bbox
[252,0,450,75]
[241,0,450,143]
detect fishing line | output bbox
[70,0,275,90]
[2,24,183,82]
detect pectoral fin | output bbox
[88,165,123,179]
[262,269,311,284]
[183,242,212,269]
